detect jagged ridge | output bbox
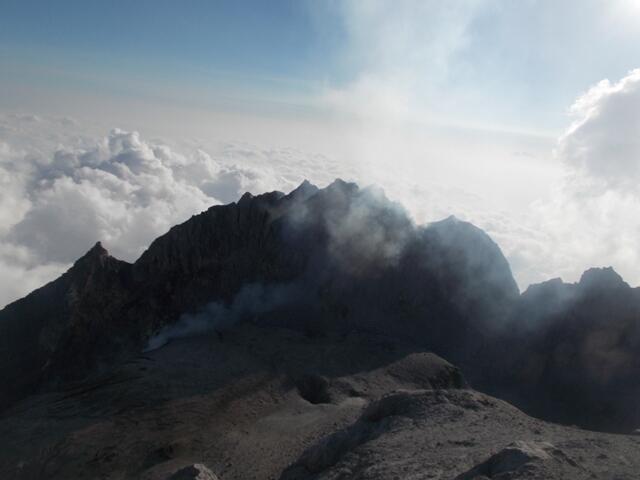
[2,179,640,433]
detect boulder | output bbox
[456,441,562,479]
[168,463,219,480]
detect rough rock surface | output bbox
[2,325,640,480]
[455,441,572,479]
[280,387,639,480]
[497,266,640,431]
[0,241,132,410]
[168,464,219,480]
[0,325,465,479]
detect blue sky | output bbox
[0,1,324,72]
[2,0,640,133]
[0,1,335,110]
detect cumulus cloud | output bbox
[341,68,640,290]
[527,69,640,286]
[557,69,640,192]
[0,115,326,307]
[8,129,217,264]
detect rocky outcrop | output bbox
[168,464,218,480]
[456,441,579,479]
[0,242,131,410]
[496,267,640,432]
[280,387,600,480]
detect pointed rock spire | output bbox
[287,179,319,201]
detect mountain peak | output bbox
[238,191,254,203]
[68,241,130,284]
[89,240,107,255]
[578,266,627,290]
[286,179,319,201]
[75,241,109,264]
[325,178,359,195]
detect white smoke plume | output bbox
[144,283,300,351]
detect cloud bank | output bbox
[0,115,320,307]
[558,69,640,191]
[528,69,640,285]
[2,69,640,308]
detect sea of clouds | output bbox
[0,115,331,307]
[1,69,640,308]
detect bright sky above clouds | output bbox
[1,0,640,307]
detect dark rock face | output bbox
[496,268,640,432]
[0,242,132,410]
[168,464,218,480]
[456,441,578,480]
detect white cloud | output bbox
[3,65,640,309]
[323,0,484,123]
[524,69,640,286]
[334,68,640,290]
[0,111,562,306]
[0,115,330,307]
[385,68,640,290]
[0,242,67,306]
[6,128,214,264]
[557,69,640,192]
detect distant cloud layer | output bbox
[0,115,316,307]
[530,69,640,285]
[558,69,640,191]
[1,69,640,308]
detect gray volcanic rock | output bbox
[455,441,577,479]
[2,325,640,480]
[279,385,640,480]
[0,325,467,480]
[168,464,219,480]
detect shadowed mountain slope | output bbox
[499,268,640,432]
[2,179,640,436]
[0,180,517,410]
[2,325,640,480]
[0,242,132,410]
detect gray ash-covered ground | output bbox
[1,323,639,480]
